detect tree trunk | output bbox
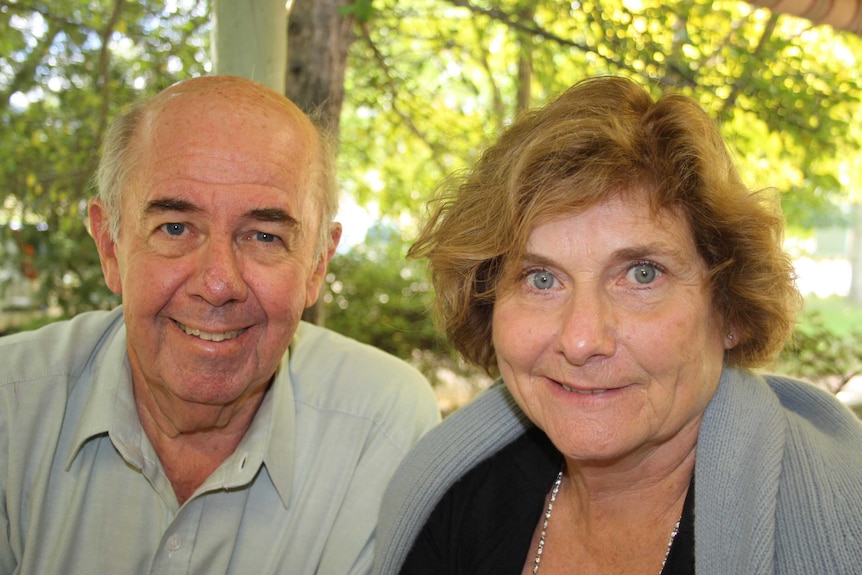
[287,0,356,325]
[515,5,535,112]
[286,0,355,142]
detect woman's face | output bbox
[492,193,735,464]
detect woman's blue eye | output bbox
[531,270,557,290]
[162,223,185,236]
[255,232,277,243]
[630,263,658,284]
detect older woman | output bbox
[373,76,862,575]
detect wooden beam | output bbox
[747,0,862,35]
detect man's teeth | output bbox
[561,384,606,394]
[178,323,241,342]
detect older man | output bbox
[0,76,439,574]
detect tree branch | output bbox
[0,22,61,114]
[442,0,677,88]
[719,12,778,120]
[83,0,127,187]
[357,22,449,174]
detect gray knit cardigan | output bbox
[373,367,862,574]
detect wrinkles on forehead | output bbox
[132,77,321,193]
[140,76,321,171]
[113,77,326,243]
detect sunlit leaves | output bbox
[342,0,861,233]
[3,0,862,324]
[0,0,210,317]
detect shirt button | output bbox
[167,534,182,552]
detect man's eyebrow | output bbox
[145,198,202,215]
[142,201,299,227]
[247,207,300,226]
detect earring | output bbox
[727,332,735,340]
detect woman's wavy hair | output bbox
[409,75,801,375]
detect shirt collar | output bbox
[263,333,298,505]
[64,308,298,508]
[209,356,296,507]
[64,314,139,470]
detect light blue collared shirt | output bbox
[0,307,440,574]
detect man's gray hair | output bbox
[94,95,340,258]
[94,100,148,242]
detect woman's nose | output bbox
[555,286,617,365]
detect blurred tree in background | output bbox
[3,0,862,406]
[320,224,493,411]
[322,224,441,361]
[1,0,209,317]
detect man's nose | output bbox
[186,238,248,306]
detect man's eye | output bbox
[628,263,660,285]
[254,231,278,243]
[161,223,186,236]
[528,269,558,290]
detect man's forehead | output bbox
[149,76,313,133]
[153,151,307,188]
[140,87,318,178]
[122,77,324,223]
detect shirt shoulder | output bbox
[286,321,440,440]
[290,321,428,388]
[0,308,124,388]
[288,322,433,403]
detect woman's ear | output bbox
[723,327,739,350]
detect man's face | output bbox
[91,82,335,426]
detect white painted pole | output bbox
[211,0,288,92]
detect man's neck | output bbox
[132,379,269,505]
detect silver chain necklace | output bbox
[532,470,682,574]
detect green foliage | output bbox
[777,309,862,394]
[339,0,375,22]
[0,0,210,317]
[321,224,444,359]
[4,0,862,378]
[320,225,491,406]
[342,0,862,231]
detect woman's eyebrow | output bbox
[521,243,688,266]
[613,243,688,263]
[521,252,558,268]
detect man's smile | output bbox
[174,320,245,342]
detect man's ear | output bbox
[88,198,123,295]
[304,222,342,308]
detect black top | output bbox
[400,426,695,574]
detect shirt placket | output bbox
[148,500,203,575]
